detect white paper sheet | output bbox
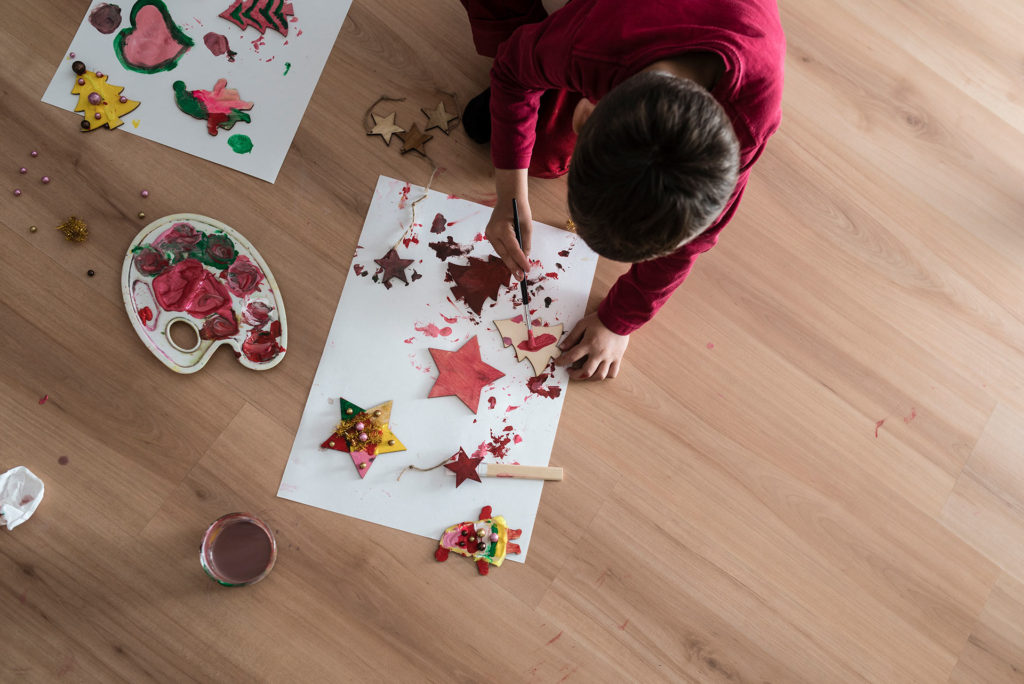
[277,176,598,561]
[41,0,352,183]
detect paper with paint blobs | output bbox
[278,176,597,561]
[42,0,354,182]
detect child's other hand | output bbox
[485,203,532,281]
[555,312,629,381]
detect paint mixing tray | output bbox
[122,213,287,373]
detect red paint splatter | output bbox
[488,396,496,409]
[506,405,519,413]
[471,430,514,460]
[441,314,458,324]
[402,234,419,248]
[429,236,472,260]
[619,619,629,630]
[545,271,559,279]
[353,263,364,276]
[19,495,33,505]
[706,342,714,349]
[411,270,422,282]
[904,407,917,424]
[138,307,153,325]
[473,232,485,242]
[546,631,563,646]
[518,333,557,352]
[513,435,523,444]
[510,314,523,323]
[503,425,514,432]
[430,213,447,233]
[403,337,414,344]
[38,394,48,405]
[414,323,453,338]
[58,456,69,465]
[874,419,885,438]
[558,249,570,257]
[398,183,411,209]
[527,373,562,399]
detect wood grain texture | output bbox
[2,0,1023,681]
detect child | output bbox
[460,0,786,380]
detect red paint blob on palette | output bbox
[138,306,154,325]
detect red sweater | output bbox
[463,0,786,335]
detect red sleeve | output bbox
[597,175,748,336]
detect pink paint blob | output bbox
[707,342,715,349]
[120,5,190,68]
[518,333,557,352]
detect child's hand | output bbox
[486,168,531,281]
[555,312,629,381]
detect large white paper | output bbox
[42,0,352,183]
[277,176,598,561]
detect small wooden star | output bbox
[428,336,505,413]
[368,112,404,145]
[421,102,458,134]
[398,123,432,155]
[445,447,484,487]
[374,248,414,289]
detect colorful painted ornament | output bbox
[397,123,432,156]
[367,112,404,145]
[421,102,458,134]
[320,397,406,478]
[427,336,505,413]
[219,0,294,37]
[114,0,194,74]
[448,255,512,315]
[173,78,253,136]
[69,61,140,131]
[122,213,287,373]
[435,505,522,575]
[494,318,563,375]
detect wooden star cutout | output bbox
[494,318,563,375]
[428,336,505,413]
[421,102,459,134]
[368,112,404,145]
[374,248,414,288]
[445,447,483,487]
[320,397,406,478]
[448,256,512,315]
[398,123,432,155]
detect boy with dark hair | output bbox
[461,0,785,381]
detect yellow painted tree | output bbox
[70,61,140,131]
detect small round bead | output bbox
[95,71,103,78]
[328,441,335,447]
[387,439,395,446]
[77,78,85,85]
[359,463,367,469]
[373,410,381,417]
[358,432,368,441]
[87,270,95,277]
[72,61,85,74]
[30,150,38,157]
[41,176,50,184]
[19,167,26,174]
[140,189,149,198]
[354,422,365,431]
[94,112,102,119]
[69,52,76,58]
[138,211,146,219]
[489,533,498,542]
[458,541,465,547]
[345,408,354,415]
[81,120,91,130]
[88,92,101,105]
[461,529,468,536]
[13,189,21,197]
[29,225,37,233]
[119,96,127,103]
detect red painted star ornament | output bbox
[427,336,505,413]
[444,447,483,487]
[321,397,405,478]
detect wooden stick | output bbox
[482,463,563,481]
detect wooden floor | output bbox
[3,0,1024,681]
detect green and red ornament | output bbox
[321,397,406,478]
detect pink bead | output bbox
[140,190,149,198]
[30,150,38,157]
[489,533,498,542]
[13,189,21,197]
[94,112,102,119]
[119,96,127,103]
[69,52,76,58]
[41,176,50,184]
[95,71,103,78]
[354,422,365,431]
[77,78,85,85]
[358,432,368,441]
[19,167,26,174]
[88,92,101,105]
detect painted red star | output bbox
[444,447,483,487]
[427,336,505,413]
[448,256,511,315]
[374,248,414,288]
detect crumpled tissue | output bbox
[0,466,44,530]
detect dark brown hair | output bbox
[568,71,740,262]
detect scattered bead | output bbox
[119,96,127,103]
[81,120,91,130]
[358,432,368,441]
[29,225,37,233]
[69,52,76,58]
[87,270,95,277]
[387,439,395,446]
[72,61,85,75]
[88,92,101,105]
[140,189,149,198]
[13,189,21,197]
[19,167,26,174]
[41,176,50,184]
[30,150,38,157]
[77,78,85,86]
[138,211,146,219]
[94,112,102,120]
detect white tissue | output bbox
[0,466,44,530]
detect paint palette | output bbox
[121,213,287,373]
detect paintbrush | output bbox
[511,198,535,345]
[481,463,564,481]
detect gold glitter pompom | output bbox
[565,218,577,233]
[57,216,88,242]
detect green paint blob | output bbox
[228,134,254,154]
[283,61,291,76]
[172,80,206,119]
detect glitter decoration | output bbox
[57,216,89,242]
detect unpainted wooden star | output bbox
[368,112,405,145]
[421,102,459,134]
[398,123,432,155]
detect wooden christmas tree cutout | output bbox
[494,318,563,375]
[70,61,140,131]
[421,102,458,134]
[448,255,511,315]
[367,112,404,145]
[427,336,504,413]
[320,397,406,478]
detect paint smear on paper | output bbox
[414,323,452,338]
[89,3,123,34]
[472,430,514,460]
[203,32,237,61]
[518,333,557,352]
[283,61,291,75]
[430,213,447,233]
[173,78,253,135]
[114,0,194,74]
[228,134,254,154]
[132,119,141,127]
[429,236,472,261]
[526,373,561,399]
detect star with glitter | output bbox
[367,112,405,145]
[427,336,505,413]
[444,447,483,487]
[320,397,406,478]
[374,248,414,288]
[398,123,432,155]
[448,255,512,315]
[421,102,458,134]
